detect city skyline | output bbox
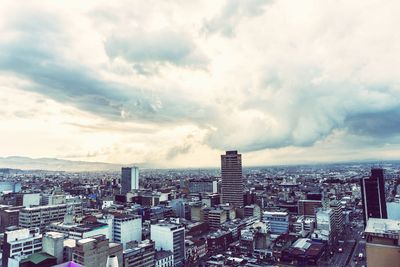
[2,0,400,168]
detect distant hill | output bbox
[0,156,139,172]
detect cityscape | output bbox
[0,155,400,267]
[1,1,400,267]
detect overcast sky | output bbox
[1,0,400,167]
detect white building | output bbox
[2,227,42,267]
[262,211,289,234]
[313,208,334,243]
[294,216,316,236]
[151,223,185,266]
[99,214,142,249]
[19,203,83,231]
[22,193,41,207]
[47,221,110,240]
[42,232,64,264]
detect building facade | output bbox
[221,151,243,207]
[365,218,400,267]
[151,223,185,266]
[262,211,289,234]
[2,227,42,267]
[123,240,155,267]
[121,167,139,194]
[72,235,109,267]
[360,168,388,226]
[19,203,83,231]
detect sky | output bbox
[1,0,400,168]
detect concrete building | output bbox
[99,214,142,249]
[365,218,400,267]
[155,250,174,267]
[188,179,218,194]
[2,227,42,267]
[21,193,41,207]
[293,216,316,234]
[189,202,203,222]
[244,204,261,219]
[72,235,109,267]
[262,211,289,234]
[208,209,228,230]
[0,205,23,232]
[19,203,83,231]
[48,193,67,205]
[42,232,64,264]
[47,221,109,240]
[313,208,334,244]
[361,168,388,226]
[298,200,322,216]
[330,200,344,239]
[121,167,139,194]
[201,193,220,208]
[151,223,185,266]
[123,240,155,267]
[221,151,244,207]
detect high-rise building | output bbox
[2,227,42,267]
[365,218,400,267]
[360,168,388,226]
[151,223,185,266]
[121,167,139,194]
[330,200,344,239]
[221,151,243,207]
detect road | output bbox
[348,221,366,267]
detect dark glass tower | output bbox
[360,168,387,226]
[221,150,243,207]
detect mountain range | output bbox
[0,156,138,172]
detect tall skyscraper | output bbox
[360,168,388,226]
[221,150,244,207]
[121,167,139,194]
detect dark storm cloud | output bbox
[346,109,400,138]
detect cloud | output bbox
[2,0,400,167]
[166,143,192,160]
[0,4,211,125]
[105,29,208,69]
[203,0,273,36]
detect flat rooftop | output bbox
[365,218,400,234]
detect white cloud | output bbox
[1,0,400,167]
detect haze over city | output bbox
[2,0,400,169]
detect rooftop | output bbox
[155,250,173,260]
[365,218,400,234]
